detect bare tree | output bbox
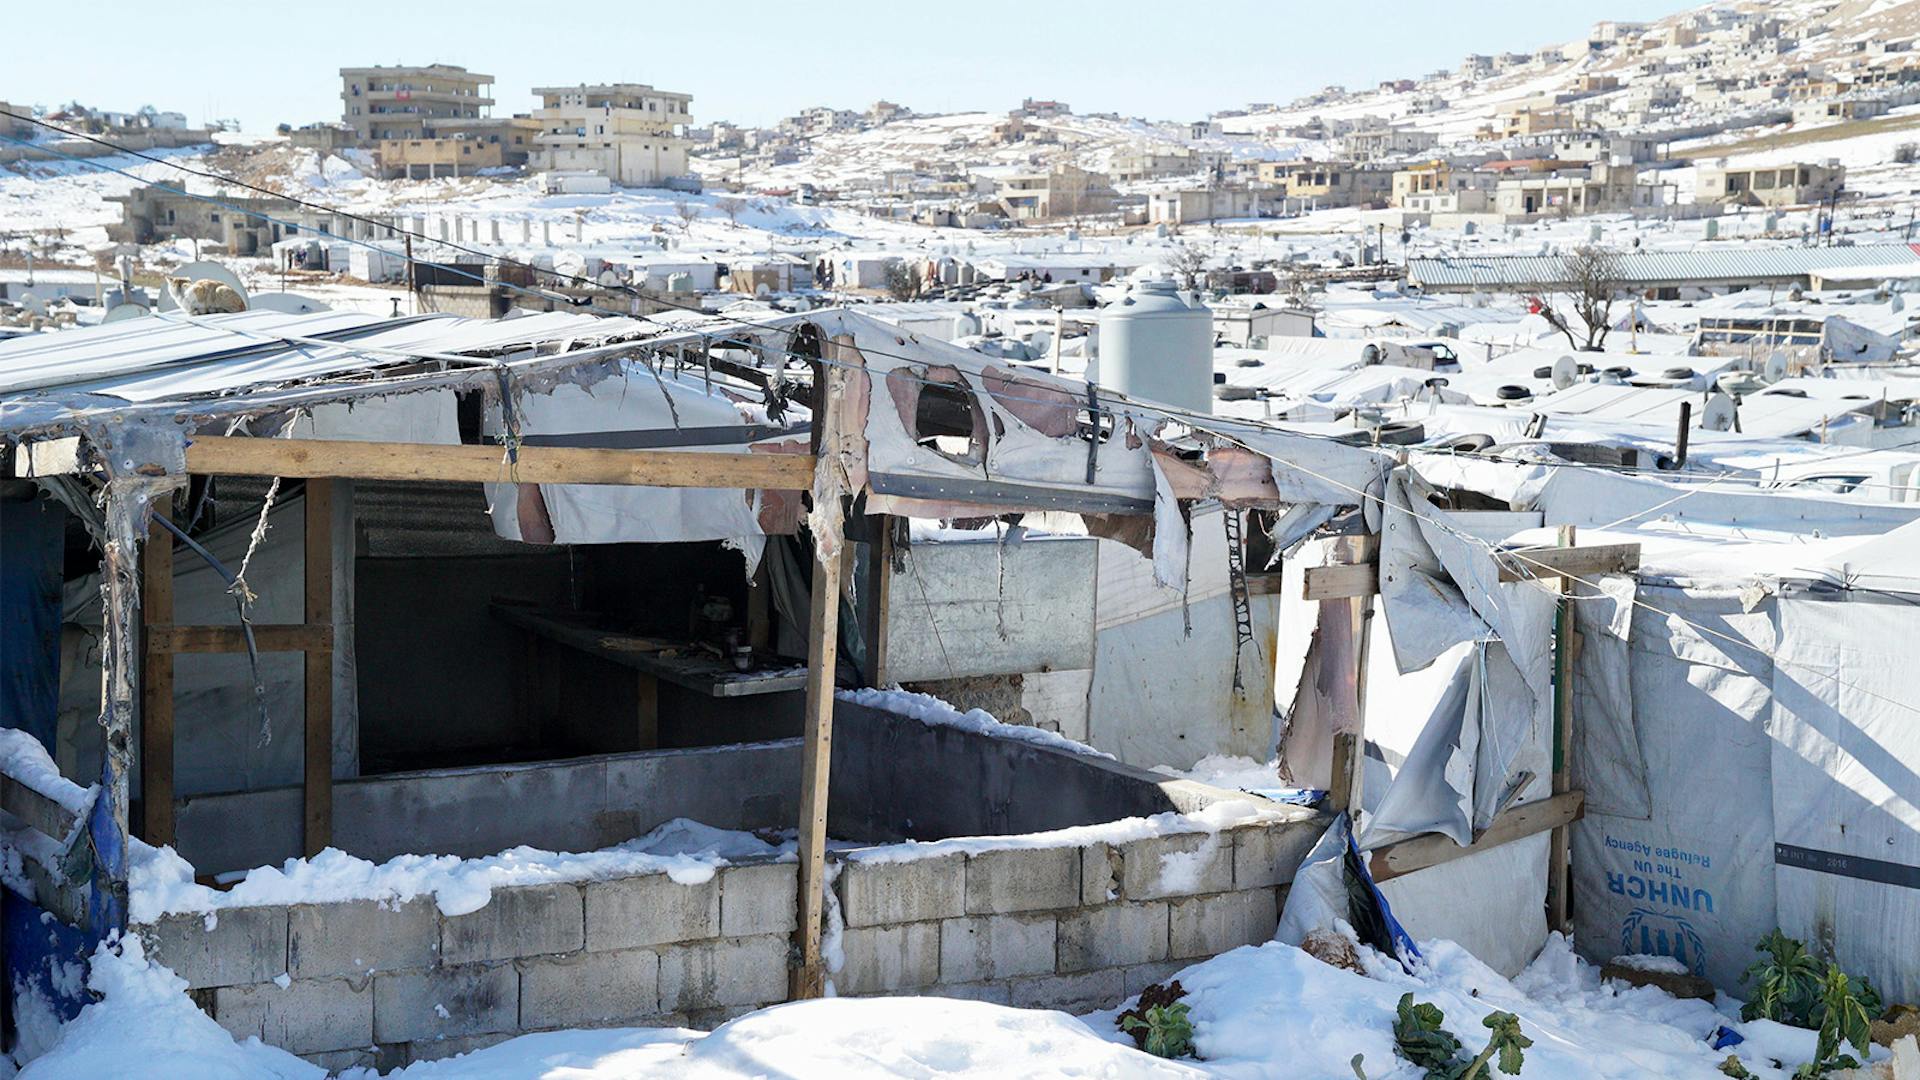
[714,197,747,226]
[1166,244,1209,292]
[881,259,920,301]
[674,198,702,233]
[1527,245,1624,352]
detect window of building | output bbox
[209,213,221,223]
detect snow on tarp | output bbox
[837,687,1113,760]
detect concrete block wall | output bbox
[136,815,1323,1070]
[830,817,1318,1011]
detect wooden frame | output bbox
[1369,791,1586,883]
[184,436,814,489]
[138,481,337,856]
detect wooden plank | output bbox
[1368,791,1587,884]
[303,480,333,857]
[184,436,816,490]
[0,773,81,843]
[863,516,894,687]
[1245,572,1285,597]
[1303,561,1378,601]
[1328,534,1375,815]
[149,624,332,654]
[791,369,846,1003]
[1547,525,1578,933]
[635,673,659,751]
[1496,542,1641,584]
[140,516,176,847]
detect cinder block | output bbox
[927,981,1013,1005]
[938,914,1055,984]
[837,853,965,928]
[1119,832,1232,901]
[585,873,720,951]
[837,922,941,994]
[1057,902,1168,973]
[518,948,660,1029]
[1122,960,1190,997]
[373,963,518,1043]
[289,898,439,978]
[964,847,1080,915]
[139,907,288,990]
[404,1031,514,1064]
[719,862,797,938]
[1080,844,1120,906]
[214,977,372,1055]
[1009,967,1126,1011]
[657,935,789,1012]
[1169,888,1280,960]
[440,885,582,965]
[1232,821,1322,889]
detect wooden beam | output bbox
[148,624,332,654]
[791,369,846,1002]
[1245,572,1285,597]
[140,516,175,847]
[183,436,815,490]
[636,673,659,751]
[1546,525,1578,933]
[303,480,333,858]
[0,772,81,844]
[1496,542,1640,584]
[862,516,895,687]
[1368,791,1587,884]
[1303,561,1378,601]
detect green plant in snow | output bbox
[1791,962,1875,1079]
[1392,993,1532,1078]
[1742,929,1826,1025]
[1718,1055,1756,1079]
[1119,1003,1195,1059]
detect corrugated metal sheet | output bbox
[0,309,667,407]
[1409,243,1920,290]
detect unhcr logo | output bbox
[1620,907,1708,975]
[1606,871,1716,912]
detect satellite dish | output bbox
[1701,391,1737,432]
[1550,354,1577,390]
[157,261,249,312]
[17,291,48,317]
[1763,350,1789,383]
[102,302,151,323]
[248,292,331,314]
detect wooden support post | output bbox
[303,480,334,857]
[183,437,815,490]
[1327,534,1376,816]
[1546,524,1578,933]
[791,365,847,1001]
[861,516,895,687]
[635,673,659,751]
[139,515,175,847]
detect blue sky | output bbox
[13,0,1691,132]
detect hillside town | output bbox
[3,1,1920,1078]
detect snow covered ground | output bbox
[17,930,1873,1079]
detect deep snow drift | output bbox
[15,931,1877,1079]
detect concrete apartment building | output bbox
[980,164,1117,221]
[340,65,494,143]
[530,84,693,188]
[1342,126,1438,162]
[1391,160,1497,213]
[377,116,541,179]
[1492,160,1642,217]
[1256,160,1393,209]
[1696,161,1846,207]
[1146,186,1264,225]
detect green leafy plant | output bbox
[1119,1003,1195,1059]
[1392,993,1532,1079]
[1718,1055,1756,1079]
[1738,931,1881,1079]
[1117,981,1196,1060]
[1741,929,1824,1025]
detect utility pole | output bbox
[403,229,417,316]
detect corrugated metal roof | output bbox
[1409,244,1920,289]
[0,309,729,436]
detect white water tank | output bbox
[1098,280,1213,414]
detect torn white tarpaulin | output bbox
[483,360,773,567]
[1354,637,1480,849]
[1149,455,1190,595]
[1374,468,1553,834]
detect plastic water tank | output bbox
[1098,280,1213,414]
